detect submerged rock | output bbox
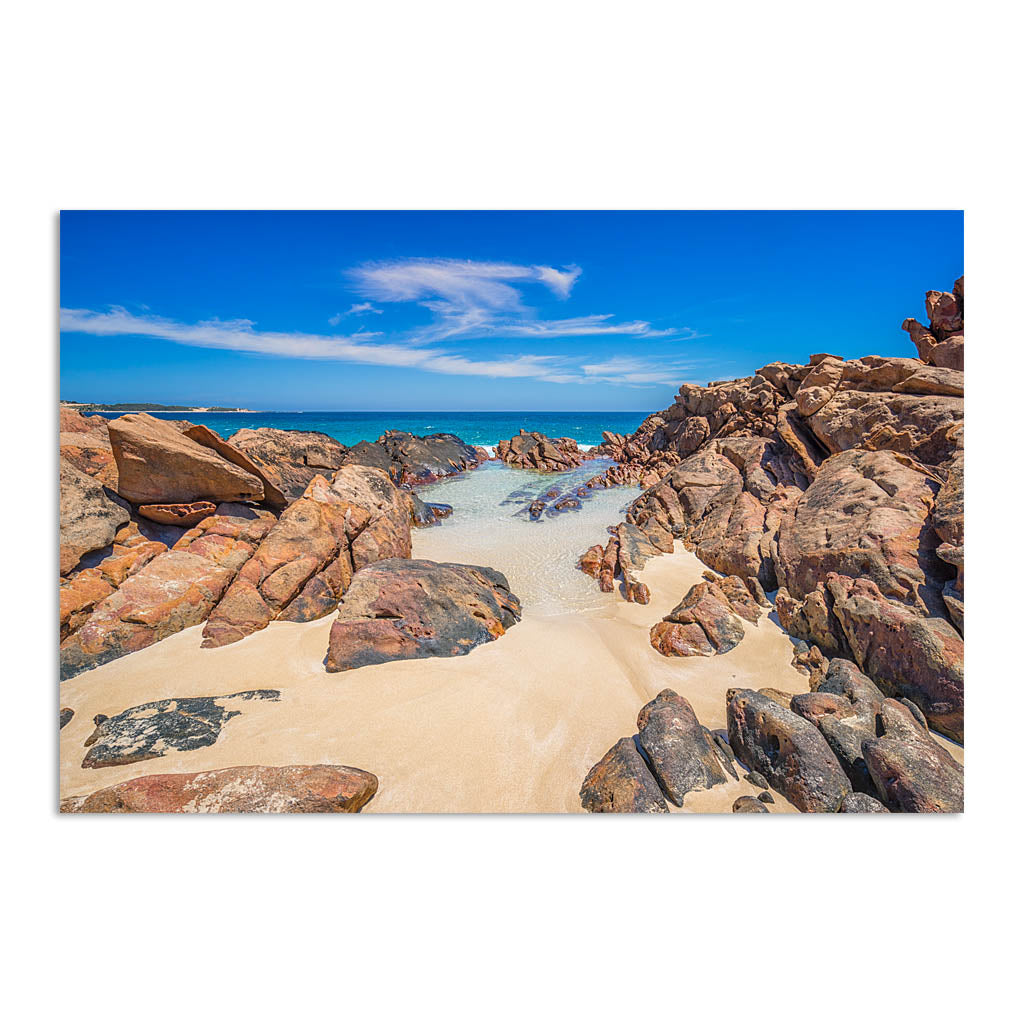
[61,764,377,813]
[80,690,280,769]
[326,558,522,672]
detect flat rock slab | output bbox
[326,558,522,672]
[61,764,377,813]
[81,690,280,769]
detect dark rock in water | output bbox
[580,737,668,813]
[636,689,728,806]
[410,493,453,527]
[840,793,890,813]
[757,790,774,804]
[60,707,74,730]
[552,496,582,512]
[227,427,348,502]
[340,430,482,487]
[862,700,964,812]
[528,500,546,521]
[496,430,587,473]
[728,689,852,812]
[744,771,769,790]
[61,764,378,813]
[326,558,521,672]
[81,690,280,769]
[733,796,769,813]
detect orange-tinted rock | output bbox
[60,408,119,487]
[61,764,378,813]
[60,457,130,575]
[184,424,288,508]
[108,412,265,505]
[578,544,605,578]
[579,737,668,813]
[59,550,237,678]
[650,575,761,658]
[226,427,348,502]
[137,501,218,527]
[496,430,587,472]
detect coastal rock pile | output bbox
[340,430,485,486]
[581,659,962,813]
[326,558,522,671]
[649,573,764,657]
[578,278,965,741]
[496,430,588,472]
[580,690,734,812]
[61,764,379,813]
[226,427,347,502]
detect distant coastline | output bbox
[61,401,258,414]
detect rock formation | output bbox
[226,427,348,502]
[579,278,965,741]
[649,574,763,657]
[340,430,484,486]
[61,764,378,813]
[326,558,522,672]
[496,430,588,472]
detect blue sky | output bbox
[59,211,963,411]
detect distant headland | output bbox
[61,401,258,414]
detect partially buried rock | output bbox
[579,737,668,813]
[636,689,727,805]
[650,575,761,658]
[81,690,280,769]
[727,689,852,812]
[840,793,890,813]
[61,764,377,813]
[108,413,265,505]
[60,707,74,729]
[732,796,769,813]
[326,558,522,672]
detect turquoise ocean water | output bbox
[91,410,646,448]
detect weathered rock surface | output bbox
[840,793,890,813]
[650,574,762,657]
[60,458,130,575]
[862,700,964,812]
[202,467,410,647]
[184,424,288,508]
[636,690,728,805]
[137,501,218,526]
[60,707,75,729]
[410,494,453,527]
[61,764,377,813]
[579,737,668,813]
[80,690,280,769]
[341,430,482,486]
[326,558,521,672]
[109,413,265,505]
[727,689,852,812]
[60,408,119,487]
[732,796,769,813]
[226,427,348,502]
[497,430,587,472]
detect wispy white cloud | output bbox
[329,302,382,325]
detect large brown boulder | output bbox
[340,430,482,486]
[226,427,348,502]
[326,559,521,672]
[61,764,377,813]
[649,575,760,657]
[59,408,119,487]
[183,424,288,508]
[579,737,668,813]
[862,700,964,812]
[202,467,410,647]
[727,689,852,812]
[774,448,946,615]
[109,413,265,505]
[636,690,727,805]
[496,430,586,472]
[59,457,130,575]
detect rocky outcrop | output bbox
[579,278,965,742]
[183,424,288,508]
[579,737,669,813]
[109,413,265,505]
[59,407,119,487]
[61,764,377,813]
[202,468,410,647]
[226,427,348,502]
[341,430,483,486]
[137,501,217,527]
[727,689,852,812]
[59,457,130,575]
[649,574,762,657]
[80,690,280,769]
[496,430,587,472]
[636,690,728,804]
[326,559,521,672]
